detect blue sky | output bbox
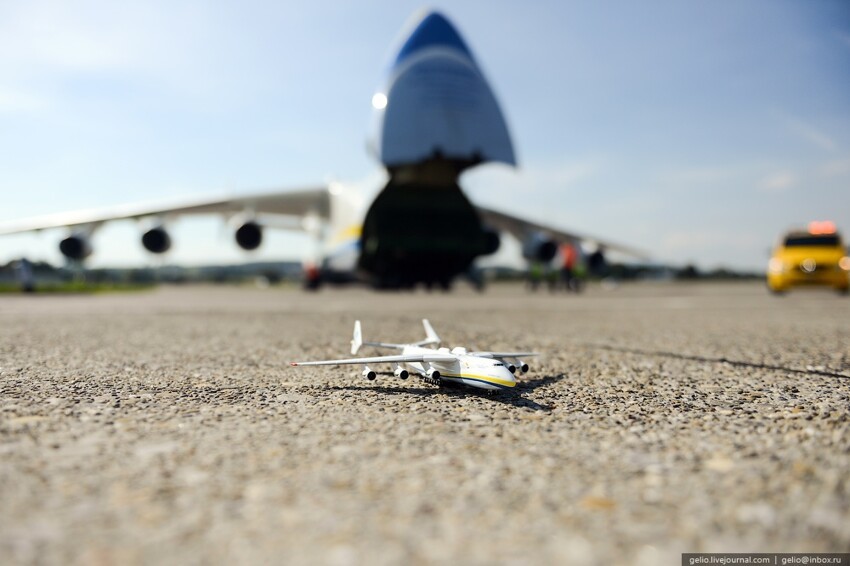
[1,0,848,270]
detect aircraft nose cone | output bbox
[375,9,516,169]
[394,10,474,66]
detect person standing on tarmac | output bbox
[15,258,35,293]
[560,243,577,292]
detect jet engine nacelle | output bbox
[235,221,263,250]
[426,367,441,380]
[482,227,501,256]
[59,233,93,261]
[587,248,607,277]
[393,365,409,380]
[522,233,558,262]
[362,366,377,381]
[141,226,171,254]
[505,358,528,374]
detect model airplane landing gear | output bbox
[420,373,442,387]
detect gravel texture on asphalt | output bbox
[1,282,849,565]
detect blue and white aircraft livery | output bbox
[291,319,537,392]
[0,10,643,290]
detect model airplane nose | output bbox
[499,368,518,388]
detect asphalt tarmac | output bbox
[1,282,849,565]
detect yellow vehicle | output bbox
[767,222,850,294]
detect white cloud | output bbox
[0,1,261,106]
[463,157,602,198]
[0,88,50,113]
[0,3,151,73]
[758,171,795,192]
[782,115,837,152]
[460,157,605,231]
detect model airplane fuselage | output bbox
[291,320,537,392]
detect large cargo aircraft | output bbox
[0,10,643,290]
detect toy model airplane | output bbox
[290,320,538,391]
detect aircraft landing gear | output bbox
[420,374,442,387]
[303,265,322,291]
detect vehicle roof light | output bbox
[808,220,836,235]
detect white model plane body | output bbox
[291,320,536,391]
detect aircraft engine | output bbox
[506,363,517,374]
[235,221,263,250]
[587,248,607,277]
[362,366,377,381]
[482,227,501,255]
[522,233,558,262]
[426,367,441,380]
[59,233,93,261]
[516,359,529,374]
[141,226,171,254]
[393,366,409,380]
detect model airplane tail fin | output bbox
[415,319,440,347]
[351,320,363,355]
[353,321,406,351]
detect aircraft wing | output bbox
[0,186,331,235]
[290,352,457,367]
[476,206,649,259]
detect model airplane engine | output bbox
[393,366,409,380]
[506,363,517,374]
[59,233,93,261]
[362,366,377,381]
[141,226,171,254]
[235,221,263,250]
[516,359,529,374]
[426,367,441,380]
[522,233,558,263]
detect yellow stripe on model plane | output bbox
[441,373,516,388]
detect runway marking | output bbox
[586,344,850,380]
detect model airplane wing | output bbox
[0,186,331,235]
[290,352,457,367]
[476,205,649,259]
[468,351,539,359]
